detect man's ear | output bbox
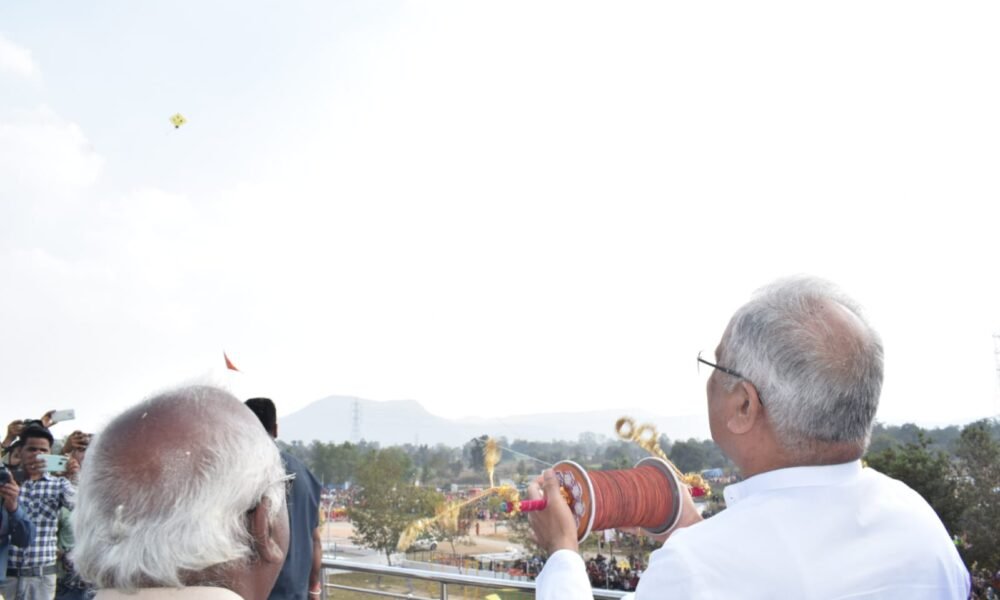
[249,498,285,564]
[726,380,763,435]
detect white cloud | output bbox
[0,34,39,78]
[0,106,104,195]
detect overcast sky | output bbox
[2,1,999,439]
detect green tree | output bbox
[658,434,673,455]
[298,441,362,487]
[464,435,489,470]
[328,442,362,486]
[577,432,603,461]
[865,431,967,534]
[306,441,335,484]
[698,439,732,470]
[280,440,309,463]
[600,441,645,470]
[349,448,440,565]
[954,420,1000,572]
[867,422,897,455]
[669,439,708,473]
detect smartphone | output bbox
[50,409,75,424]
[38,454,69,473]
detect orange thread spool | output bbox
[552,457,682,542]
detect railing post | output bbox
[440,581,448,600]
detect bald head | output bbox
[100,386,266,488]
[718,276,884,453]
[73,385,288,594]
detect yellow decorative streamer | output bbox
[396,485,521,551]
[484,437,501,489]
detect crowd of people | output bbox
[584,554,642,591]
[0,414,88,600]
[317,489,356,522]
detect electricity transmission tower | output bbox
[351,398,362,443]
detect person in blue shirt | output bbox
[245,398,322,600]
[1,469,36,592]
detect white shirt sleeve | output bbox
[535,550,595,600]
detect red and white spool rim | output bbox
[553,459,597,543]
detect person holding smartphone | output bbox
[2,426,77,600]
[54,432,92,600]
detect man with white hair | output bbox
[72,386,291,600]
[528,276,970,599]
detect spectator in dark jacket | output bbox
[1,469,36,589]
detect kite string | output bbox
[496,445,554,468]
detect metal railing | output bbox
[320,558,628,599]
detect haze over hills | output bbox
[279,395,712,446]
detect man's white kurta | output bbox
[536,461,969,599]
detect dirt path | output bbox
[320,519,521,555]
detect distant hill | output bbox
[279,395,711,446]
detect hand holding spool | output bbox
[517,417,699,551]
[524,470,582,555]
[515,456,685,544]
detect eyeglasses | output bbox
[697,350,748,380]
[277,472,296,498]
[697,350,765,404]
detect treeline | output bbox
[280,419,1000,490]
[279,433,735,490]
[864,419,1000,580]
[869,419,1000,456]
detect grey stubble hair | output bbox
[720,276,884,452]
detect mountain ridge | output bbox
[279,395,711,446]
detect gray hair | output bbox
[720,276,883,451]
[73,385,287,591]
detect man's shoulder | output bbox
[279,450,314,479]
[96,587,243,600]
[279,449,305,470]
[856,467,957,535]
[278,451,321,495]
[656,467,967,590]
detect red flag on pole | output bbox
[224,352,240,372]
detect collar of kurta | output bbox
[723,460,863,507]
